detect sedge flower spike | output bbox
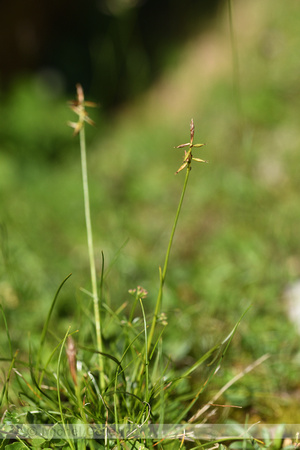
[175,119,207,174]
[67,83,97,135]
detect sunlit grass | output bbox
[0,90,253,449]
[1,0,300,435]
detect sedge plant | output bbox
[68,84,105,392]
[147,118,207,354]
[0,86,259,449]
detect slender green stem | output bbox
[113,375,120,449]
[147,165,191,353]
[57,327,75,450]
[0,349,18,407]
[79,125,105,391]
[139,298,149,400]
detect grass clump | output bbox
[2,1,300,446]
[0,84,257,449]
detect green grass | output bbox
[2,0,300,447]
[0,98,245,449]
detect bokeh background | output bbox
[1,0,300,422]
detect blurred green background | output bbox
[1,0,300,423]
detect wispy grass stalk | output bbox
[139,297,149,399]
[147,119,206,353]
[147,165,191,354]
[57,327,75,450]
[68,84,105,391]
